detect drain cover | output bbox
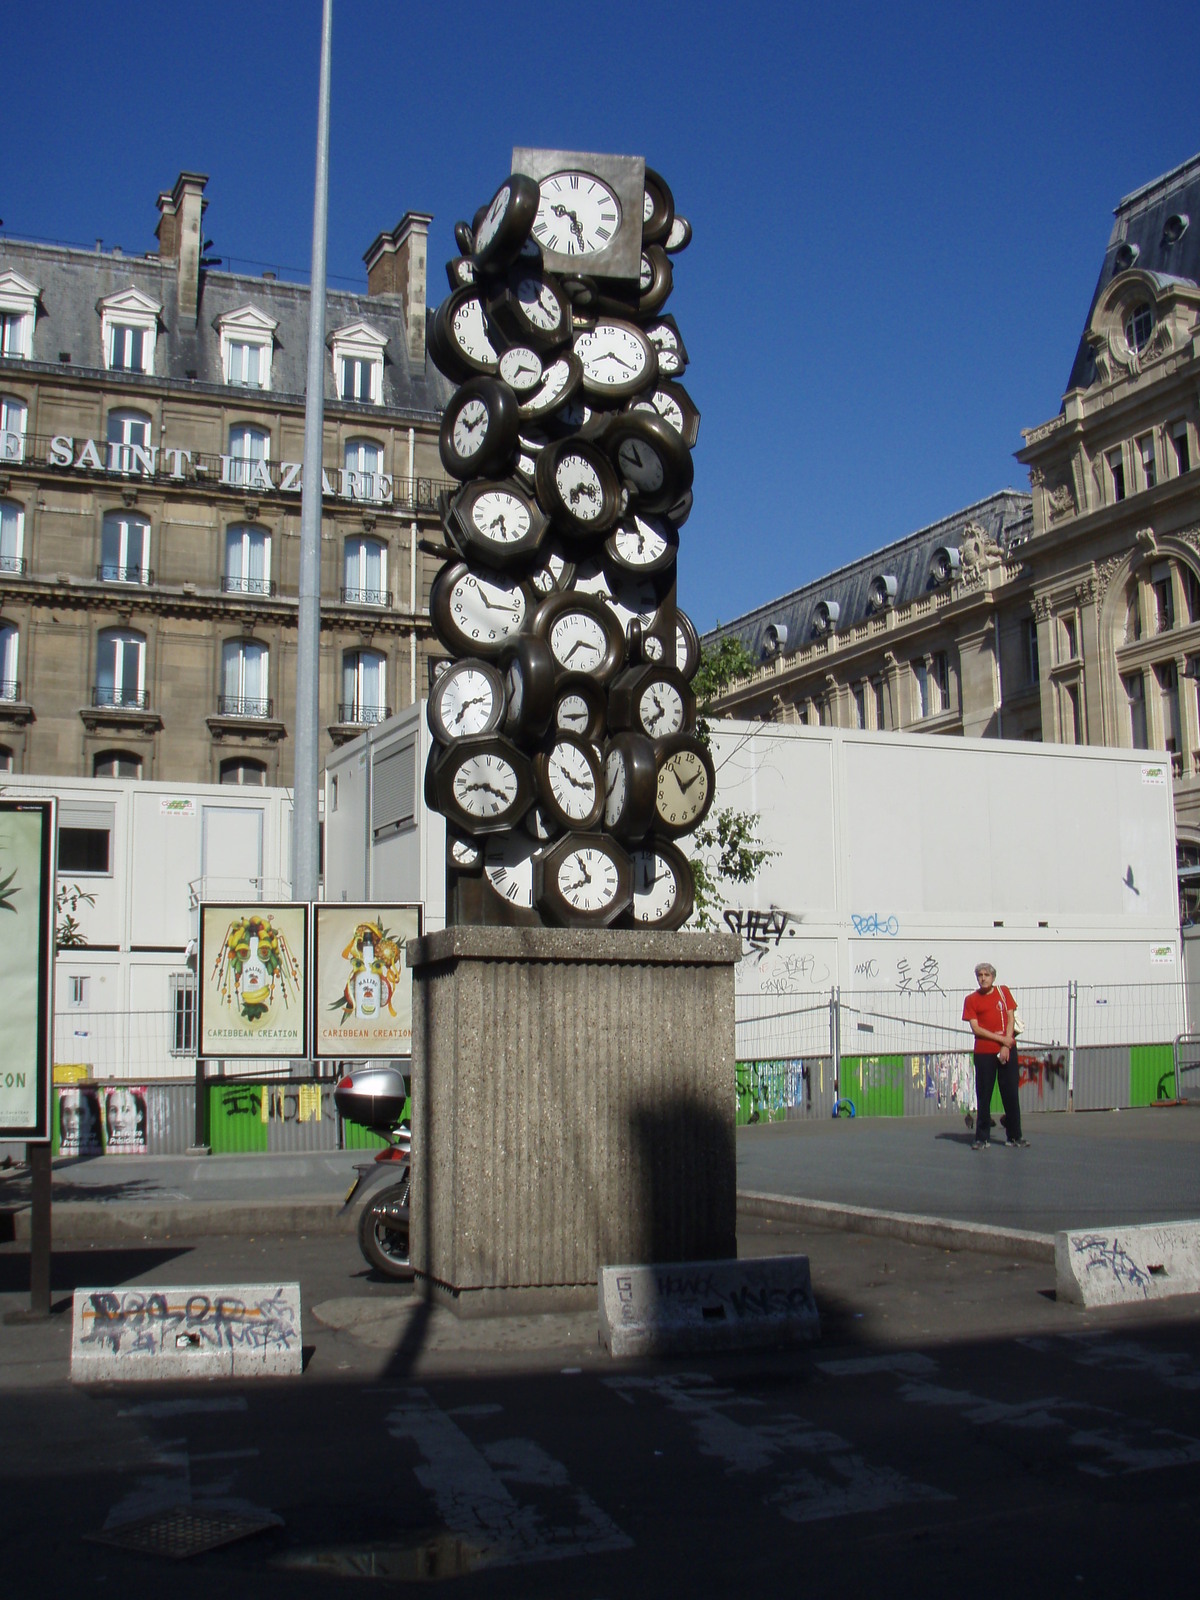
[92,1504,280,1559]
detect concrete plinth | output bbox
[407,926,741,1315]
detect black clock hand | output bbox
[475,589,519,616]
[450,693,490,727]
[551,203,586,248]
[676,768,704,795]
[644,695,666,730]
[560,765,594,792]
[561,639,592,664]
[463,781,510,801]
[487,514,508,537]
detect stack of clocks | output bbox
[423,150,711,931]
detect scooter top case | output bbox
[334,1065,408,1133]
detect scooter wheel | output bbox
[358,1178,413,1279]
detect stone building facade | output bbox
[705,152,1200,871]
[0,171,453,787]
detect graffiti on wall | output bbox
[218,1082,335,1124]
[736,1059,812,1124]
[79,1286,300,1357]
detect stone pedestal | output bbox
[406,926,741,1316]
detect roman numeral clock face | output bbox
[534,173,621,258]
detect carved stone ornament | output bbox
[1134,527,1158,555]
[1090,330,1137,385]
[1032,594,1052,622]
[1022,415,1067,447]
[1094,554,1126,609]
[1046,477,1077,522]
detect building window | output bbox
[342,357,375,402]
[1022,617,1041,684]
[1137,434,1157,491]
[344,438,386,502]
[68,975,91,1009]
[1185,567,1200,626]
[1125,672,1147,750]
[1151,565,1175,633]
[912,660,929,720]
[0,271,39,359]
[220,757,268,786]
[851,683,865,729]
[1123,582,1142,644]
[0,395,27,463]
[226,341,265,388]
[106,409,154,474]
[170,973,197,1055]
[100,512,151,585]
[95,627,146,708]
[93,750,143,778]
[221,638,270,718]
[341,649,388,725]
[0,499,25,576]
[931,651,951,713]
[331,323,387,406]
[1059,614,1078,662]
[223,524,273,596]
[109,323,148,373]
[1107,448,1126,502]
[1063,682,1083,745]
[343,534,388,605]
[1124,302,1154,354]
[0,310,30,359]
[225,425,271,489]
[217,306,277,392]
[0,746,13,774]
[871,679,885,730]
[1157,662,1182,768]
[1170,420,1191,476]
[59,828,110,875]
[0,623,18,702]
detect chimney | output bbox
[156,172,209,326]
[363,211,432,366]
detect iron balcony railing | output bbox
[221,575,278,597]
[337,702,391,726]
[0,679,20,702]
[0,555,27,575]
[97,564,154,585]
[92,686,150,710]
[340,586,391,608]
[217,695,274,719]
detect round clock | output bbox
[501,634,556,743]
[427,658,507,745]
[430,560,531,659]
[445,255,477,291]
[447,831,483,872]
[603,410,694,515]
[604,512,680,577]
[608,664,695,741]
[485,271,572,353]
[432,287,501,381]
[529,589,627,684]
[573,318,659,401]
[642,168,675,247]
[653,732,715,837]
[527,539,577,597]
[532,171,623,260]
[623,839,694,931]
[482,833,543,923]
[439,377,521,481]
[517,352,583,422]
[534,438,624,541]
[571,557,664,639]
[524,804,559,842]
[542,394,608,442]
[472,173,540,271]
[664,215,692,254]
[497,345,545,395]
[553,675,607,744]
[535,832,633,927]
[446,477,548,569]
[643,315,688,378]
[628,380,700,449]
[636,245,674,317]
[675,609,701,680]
[602,731,659,842]
[431,733,536,837]
[454,220,476,256]
[533,734,605,833]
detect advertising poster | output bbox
[198,903,308,1059]
[103,1084,148,1153]
[312,904,421,1059]
[0,800,54,1141]
[58,1085,103,1154]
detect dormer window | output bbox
[928,546,961,588]
[1124,302,1154,354]
[867,574,897,612]
[330,322,387,405]
[216,305,278,391]
[0,271,39,360]
[812,599,840,637]
[99,288,161,377]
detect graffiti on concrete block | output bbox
[79,1286,300,1357]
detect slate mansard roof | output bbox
[0,237,454,419]
[702,489,1032,662]
[1065,151,1200,394]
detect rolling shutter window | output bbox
[373,742,415,837]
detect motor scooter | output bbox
[334,1065,412,1279]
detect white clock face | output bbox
[549,610,608,673]
[450,572,526,645]
[639,253,654,291]
[633,390,686,438]
[645,321,682,374]
[471,489,531,545]
[631,848,679,923]
[574,323,652,390]
[574,561,658,634]
[438,666,500,737]
[453,397,489,458]
[521,356,572,416]
[450,835,482,868]
[612,515,672,569]
[645,634,665,662]
[554,453,605,521]
[548,741,598,821]
[534,173,621,258]
[557,845,621,912]
[498,346,543,393]
[643,190,655,224]
[451,296,498,364]
[638,679,685,737]
[556,692,591,734]
[656,751,710,827]
[453,750,519,818]
[604,749,627,827]
[515,276,564,333]
[475,185,510,253]
[616,435,665,493]
[484,835,537,908]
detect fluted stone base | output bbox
[406,926,741,1316]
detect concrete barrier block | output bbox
[70,1283,303,1382]
[1055,1223,1200,1307]
[599,1255,820,1357]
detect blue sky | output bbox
[6,0,1199,632]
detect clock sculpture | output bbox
[425,149,709,932]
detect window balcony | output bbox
[337,702,391,727]
[221,575,278,597]
[97,564,154,585]
[0,555,27,576]
[92,686,150,710]
[217,695,274,719]
[340,586,391,608]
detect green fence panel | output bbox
[1130,1044,1175,1106]
[207,1083,269,1153]
[840,1055,904,1117]
[341,1115,401,1150]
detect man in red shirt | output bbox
[962,962,1028,1150]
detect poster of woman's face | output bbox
[58,1087,101,1154]
[104,1086,147,1153]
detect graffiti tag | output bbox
[724,906,795,948]
[851,913,899,937]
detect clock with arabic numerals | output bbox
[497,345,545,395]
[602,730,659,842]
[574,317,658,401]
[439,377,521,481]
[432,287,501,382]
[627,380,700,450]
[622,838,694,931]
[445,255,477,291]
[472,173,540,271]
[604,512,679,577]
[518,352,583,422]
[431,733,536,837]
[607,663,695,741]
[603,410,693,515]
[528,589,626,685]
[653,732,715,838]
[486,270,572,353]
[535,437,624,541]
[502,634,557,743]
[527,538,577,598]
[534,832,633,928]
[427,657,506,746]
[643,314,688,378]
[553,674,607,744]
[446,477,548,568]
[429,560,532,660]
[571,556,665,639]
[533,733,605,833]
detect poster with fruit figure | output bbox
[198,903,308,1058]
[0,800,54,1139]
[312,903,421,1059]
